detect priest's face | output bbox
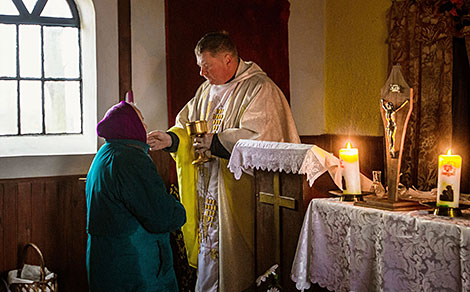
[196,51,234,85]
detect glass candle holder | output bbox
[370,170,386,198]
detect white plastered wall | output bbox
[131,0,168,131]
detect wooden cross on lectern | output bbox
[257,172,296,265]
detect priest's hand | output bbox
[147,130,172,151]
[194,133,214,153]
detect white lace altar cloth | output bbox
[228,139,324,180]
[300,144,341,187]
[228,139,372,191]
[291,198,470,292]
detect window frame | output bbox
[0,0,97,157]
[0,0,80,26]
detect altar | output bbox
[291,198,470,292]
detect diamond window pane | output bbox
[40,0,72,18]
[0,81,18,135]
[0,24,17,77]
[20,80,43,134]
[45,81,81,133]
[22,0,37,14]
[19,25,41,78]
[44,27,79,78]
[0,0,20,15]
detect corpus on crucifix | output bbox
[381,98,409,158]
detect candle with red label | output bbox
[437,149,462,208]
[339,142,361,194]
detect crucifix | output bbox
[355,65,423,211]
[257,172,296,268]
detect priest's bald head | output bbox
[195,31,240,85]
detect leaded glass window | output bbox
[0,0,82,136]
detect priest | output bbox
[148,31,299,292]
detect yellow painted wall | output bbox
[325,0,390,136]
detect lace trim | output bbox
[299,146,330,187]
[228,139,313,179]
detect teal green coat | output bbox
[86,139,186,292]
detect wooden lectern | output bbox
[254,169,334,292]
[228,140,336,291]
[228,138,383,291]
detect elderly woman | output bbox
[86,101,186,291]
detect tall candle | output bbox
[437,149,462,208]
[339,142,361,194]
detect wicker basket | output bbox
[8,243,58,292]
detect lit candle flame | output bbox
[340,141,361,194]
[447,149,452,155]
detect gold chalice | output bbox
[186,120,211,165]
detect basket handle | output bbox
[20,242,46,282]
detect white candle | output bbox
[339,142,361,194]
[437,149,462,208]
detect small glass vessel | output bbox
[370,170,386,198]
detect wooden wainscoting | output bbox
[0,150,172,292]
[0,140,381,291]
[148,149,174,189]
[299,134,386,206]
[300,134,385,181]
[0,175,88,292]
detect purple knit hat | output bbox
[97,101,147,143]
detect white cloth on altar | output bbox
[291,198,470,292]
[228,139,372,191]
[300,144,341,187]
[301,145,373,191]
[227,139,316,179]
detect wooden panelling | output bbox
[149,149,173,189]
[0,136,382,291]
[300,134,385,181]
[165,0,291,126]
[3,183,18,272]
[118,0,132,100]
[0,184,3,271]
[298,134,385,211]
[0,175,88,292]
[0,150,172,291]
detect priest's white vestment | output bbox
[169,59,300,292]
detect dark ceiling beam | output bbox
[118,0,131,101]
